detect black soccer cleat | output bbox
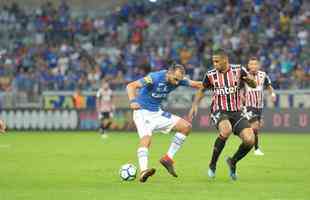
[226,157,237,181]
[139,168,156,183]
[159,155,178,177]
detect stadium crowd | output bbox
[0,0,309,94]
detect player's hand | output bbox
[130,102,141,110]
[243,75,256,88]
[241,106,247,114]
[188,105,198,121]
[0,119,6,134]
[247,74,255,79]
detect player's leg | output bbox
[160,117,191,177]
[246,108,264,155]
[208,115,232,178]
[103,116,113,130]
[98,112,110,135]
[133,110,156,182]
[138,135,156,182]
[226,115,254,180]
[251,119,264,155]
[251,120,260,150]
[155,111,191,177]
[167,118,191,159]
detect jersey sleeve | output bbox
[240,66,249,79]
[138,73,155,86]
[202,72,211,88]
[263,74,272,88]
[179,78,190,86]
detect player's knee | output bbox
[175,119,192,135]
[242,128,255,146]
[180,122,192,135]
[251,121,260,130]
[219,123,232,137]
[221,128,232,137]
[184,123,192,134]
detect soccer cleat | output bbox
[226,157,237,181]
[139,168,156,183]
[208,167,216,178]
[101,134,108,139]
[159,155,178,177]
[254,148,264,156]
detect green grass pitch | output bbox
[0,132,309,200]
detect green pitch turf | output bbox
[0,132,309,200]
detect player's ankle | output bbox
[163,154,174,162]
[209,164,216,171]
[166,154,173,160]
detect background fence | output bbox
[0,90,309,133]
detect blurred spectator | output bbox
[72,88,85,109]
[0,0,308,95]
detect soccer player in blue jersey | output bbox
[126,63,202,182]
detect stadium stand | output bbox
[0,0,308,97]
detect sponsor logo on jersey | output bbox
[214,86,239,95]
[151,93,168,98]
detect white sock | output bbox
[167,132,187,159]
[137,147,148,172]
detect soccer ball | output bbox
[119,163,137,181]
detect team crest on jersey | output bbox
[144,76,152,84]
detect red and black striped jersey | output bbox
[202,64,248,113]
[244,70,271,109]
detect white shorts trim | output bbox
[133,109,181,138]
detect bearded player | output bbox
[126,63,202,183]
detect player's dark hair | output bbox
[249,56,258,61]
[212,48,227,57]
[169,62,185,74]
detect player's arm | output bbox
[264,74,276,102]
[266,85,276,102]
[240,67,257,88]
[111,93,116,111]
[179,78,203,89]
[188,74,210,120]
[239,81,246,107]
[188,88,207,120]
[239,88,245,106]
[126,75,153,110]
[188,80,204,89]
[95,91,101,112]
[126,80,143,110]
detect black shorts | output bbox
[245,107,263,123]
[210,111,251,135]
[99,112,112,120]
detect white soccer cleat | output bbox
[207,168,216,178]
[254,148,264,156]
[101,134,109,139]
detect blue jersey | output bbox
[136,70,190,111]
